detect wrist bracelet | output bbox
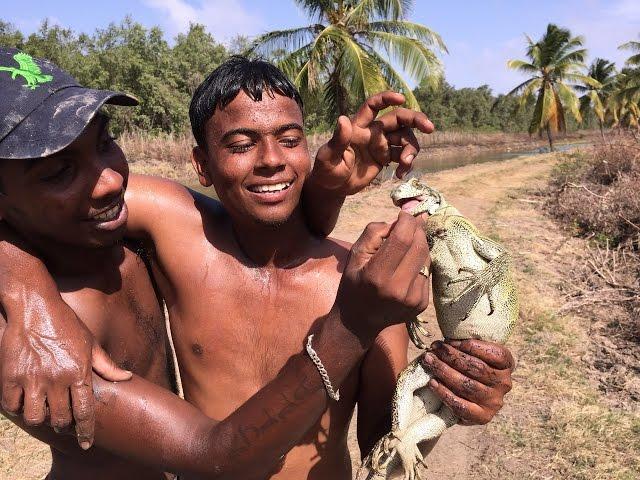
[305,334,340,401]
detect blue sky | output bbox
[3,0,639,94]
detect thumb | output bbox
[347,221,393,272]
[92,344,132,382]
[316,115,352,166]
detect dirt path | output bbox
[0,152,573,479]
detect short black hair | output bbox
[189,56,304,149]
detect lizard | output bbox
[358,177,519,480]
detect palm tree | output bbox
[247,0,446,118]
[609,69,640,132]
[616,35,640,105]
[506,24,599,151]
[575,58,616,140]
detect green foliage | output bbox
[412,78,533,132]
[248,0,446,120]
[0,18,227,134]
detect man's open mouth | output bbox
[247,181,293,194]
[88,194,125,222]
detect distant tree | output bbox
[247,0,446,119]
[172,23,227,95]
[506,24,598,150]
[0,20,24,48]
[576,58,616,139]
[413,77,532,132]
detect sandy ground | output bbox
[0,152,560,479]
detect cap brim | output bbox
[0,87,138,160]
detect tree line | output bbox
[0,16,534,135]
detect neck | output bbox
[27,234,122,277]
[230,206,317,268]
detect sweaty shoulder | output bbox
[125,174,227,242]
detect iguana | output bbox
[0,52,53,89]
[358,177,518,480]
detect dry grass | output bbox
[473,182,640,480]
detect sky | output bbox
[2,0,639,94]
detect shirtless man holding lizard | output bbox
[0,54,514,479]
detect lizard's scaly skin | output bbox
[358,178,519,480]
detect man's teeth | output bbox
[95,203,121,221]
[250,182,292,193]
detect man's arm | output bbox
[0,305,372,479]
[357,324,410,456]
[0,225,132,449]
[0,212,431,475]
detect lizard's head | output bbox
[390,178,444,216]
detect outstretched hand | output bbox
[313,91,435,195]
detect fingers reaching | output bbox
[354,91,406,128]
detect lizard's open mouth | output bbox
[394,195,426,213]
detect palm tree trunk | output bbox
[599,119,605,142]
[546,124,555,151]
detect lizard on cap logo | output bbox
[0,52,53,89]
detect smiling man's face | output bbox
[0,114,129,249]
[192,90,310,228]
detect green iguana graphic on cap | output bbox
[0,52,53,89]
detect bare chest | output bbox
[58,250,170,387]
[170,256,342,414]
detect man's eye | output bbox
[281,137,301,147]
[229,143,253,153]
[41,165,72,183]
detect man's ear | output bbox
[191,146,213,187]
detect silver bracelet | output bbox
[305,334,340,401]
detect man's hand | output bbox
[312,91,435,195]
[0,290,131,449]
[420,339,514,425]
[337,211,431,342]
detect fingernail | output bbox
[53,427,63,434]
[80,441,92,451]
[428,379,438,389]
[423,353,434,365]
[448,340,461,347]
[4,410,17,417]
[404,154,415,164]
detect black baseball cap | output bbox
[0,47,138,160]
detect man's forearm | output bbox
[302,176,346,237]
[81,307,370,479]
[0,224,54,314]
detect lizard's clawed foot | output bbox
[369,432,426,480]
[407,318,429,349]
[394,437,427,480]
